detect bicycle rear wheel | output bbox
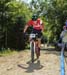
[30,41,35,63]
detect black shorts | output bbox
[32,29,42,38]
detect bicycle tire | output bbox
[30,41,34,63]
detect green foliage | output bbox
[31,0,67,42]
[46,0,67,41]
[1,0,67,51]
[0,48,17,56]
[0,0,32,50]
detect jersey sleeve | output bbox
[37,19,44,30]
[27,20,33,26]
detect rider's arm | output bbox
[39,18,44,32]
[41,23,44,32]
[23,20,32,33]
[23,24,29,33]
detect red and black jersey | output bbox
[27,18,44,30]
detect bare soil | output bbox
[0,48,67,75]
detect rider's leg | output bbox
[35,40,38,57]
[37,38,41,56]
[35,39,41,59]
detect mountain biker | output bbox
[23,14,44,58]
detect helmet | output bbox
[32,14,38,21]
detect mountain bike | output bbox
[29,33,40,63]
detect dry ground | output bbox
[0,47,67,75]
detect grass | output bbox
[0,48,18,56]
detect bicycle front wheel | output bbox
[30,41,35,63]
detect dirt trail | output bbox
[0,49,67,75]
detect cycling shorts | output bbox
[32,29,42,38]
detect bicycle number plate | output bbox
[30,34,36,38]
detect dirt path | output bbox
[0,49,67,75]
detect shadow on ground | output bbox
[18,60,44,73]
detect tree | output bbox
[0,0,32,50]
[30,0,67,42]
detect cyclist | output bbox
[23,14,44,59]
